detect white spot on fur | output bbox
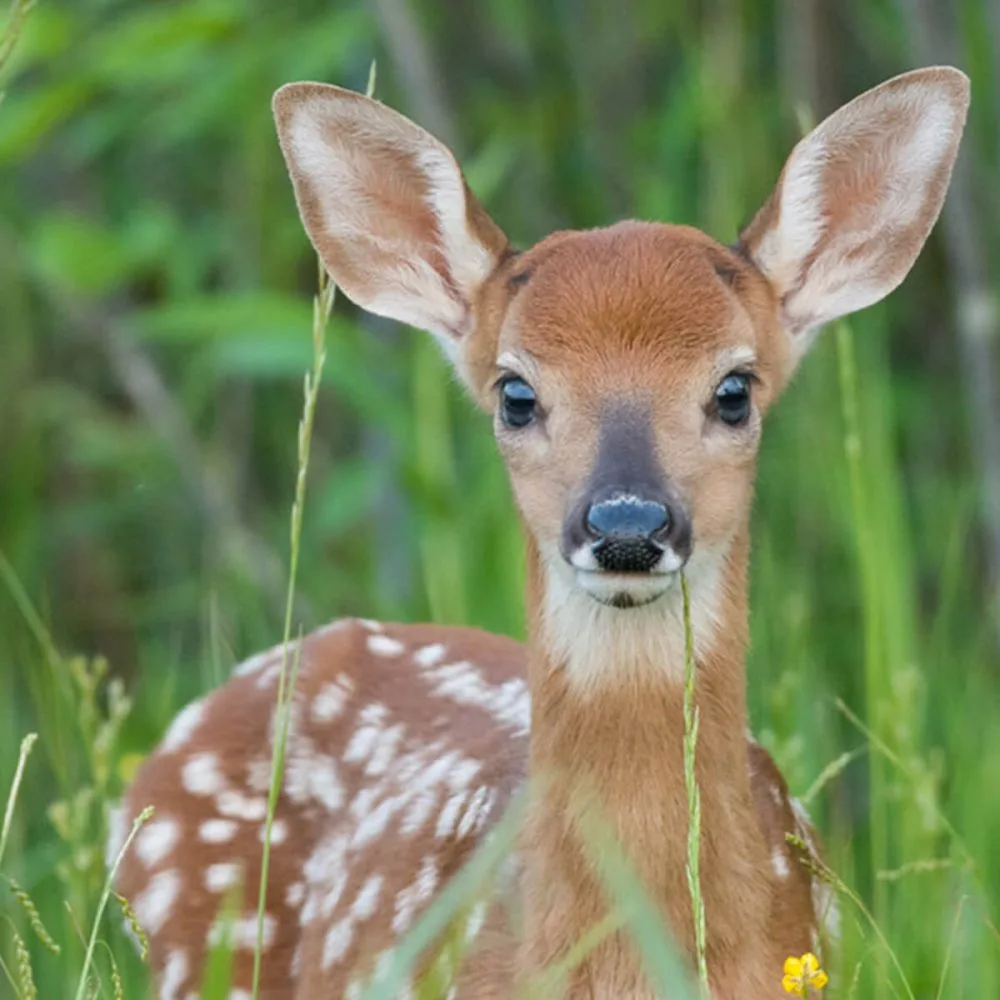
[464,901,488,943]
[457,786,494,838]
[414,643,446,668]
[216,790,267,821]
[448,758,481,789]
[393,856,438,935]
[344,703,390,763]
[351,794,400,849]
[357,618,383,632]
[400,788,439,837]
[422,660,529,735]
[161,699,205,752]
[352,874,384,920]
[246,758,272,793]
[259,819,288,845]
[199,818,239,843]
[134,869,181,935]
[136,817,180,868]
[321,869,350,918]
[205,862,243,893]
[209,914,277,952]
[436,791,467,839]
[322,917,354,968]
[305,756,345,812]
[182,752,226,796]
[160,948,188,1000]
[367,634,405,657]
[255,662,284,689]
[312,676,354,722]
[366,723,405,776]
[772,849,790,879]
[286,881,305,908]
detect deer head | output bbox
[273,68,968,689]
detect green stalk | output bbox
[0,733,35,870]
[834,322,888,930]
[681,573,709,995]
[250,265,333,999]
[251,60,373,1000]
[0,0,34,83]
[72,806,153,1000]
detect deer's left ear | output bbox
[272,83,510,369]
[739,67,969,362]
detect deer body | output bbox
[114,67,969,999]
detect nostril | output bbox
[586,496,669,541]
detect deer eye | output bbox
[499,376,537,429]
[714,372,752,426]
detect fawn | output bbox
[113,66,969,999]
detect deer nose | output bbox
[585,495,669,573]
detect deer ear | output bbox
[739,67,969,361]
[273,83,509,362]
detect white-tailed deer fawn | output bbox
[113,67,969,999]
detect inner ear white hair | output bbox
[273,83,509,362]
[739,66,969,359]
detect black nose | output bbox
[585,495,669,573]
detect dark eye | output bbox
[714,372,752,426]
[499,376,537,429]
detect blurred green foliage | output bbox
[1,0,998,996]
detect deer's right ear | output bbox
[738,67,969,368]
[273,83,510,361]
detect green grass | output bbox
[2,0,999,996]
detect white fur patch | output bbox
[209,914,277,952]
[352,874,384,920]
[216,790,267,821]
[160,948,188,1000]
[420,660,530,735]
[541,541,727,690]
[136,817,180,868]
[199,818,239,844]
[161,699,205,752]
[312,677,354,722]
[182,753,227,796]
[393,855,438,935]
[413,643,446,668]
[771,849,790,879]
[260,819,288,845]
[367,634,405,657]
[322,917,354,968]
[133,869,181,935]
[205,862,243,893]
[286,882,306,908]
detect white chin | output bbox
[575,570,678,608]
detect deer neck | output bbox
[517,527,771,984]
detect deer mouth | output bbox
[573,565,681,608]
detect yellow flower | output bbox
[781,953,829,995]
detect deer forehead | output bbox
[478,221,785,402]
